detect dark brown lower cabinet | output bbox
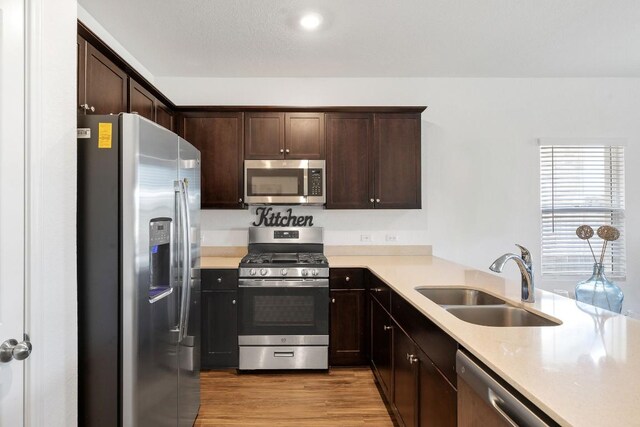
[201,269,239,369]
[202,290,238,369]
[394,322,419,427]
[329,289,368,366]
[419,348,457,427]
[371,298,393,398]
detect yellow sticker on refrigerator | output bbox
[98,122,112,149]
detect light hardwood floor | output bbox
[195,367,395,426]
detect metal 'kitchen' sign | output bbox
[252,207,314,227]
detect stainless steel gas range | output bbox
[237,227,329,370]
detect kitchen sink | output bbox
[445,306,561,327]
[415,287,506,306]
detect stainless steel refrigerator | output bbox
[77,113,201,427]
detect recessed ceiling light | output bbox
[300,13,322,31]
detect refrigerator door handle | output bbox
[177,179,192,342]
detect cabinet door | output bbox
[129,79,156,122]
[373,113,421,209]
[244,112,285,159]
[394,324,419,427]
[181,113,244,209]
[156,103,174,132]
[419,349,457,427]
[77,35,86,113]
[202,290,238,368]
[371,299,393,398]
[85,43,127,115]
[284,113,325,159]
[330,290,367,366]
[325,113,373,209]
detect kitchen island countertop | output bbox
[201,254,640,426]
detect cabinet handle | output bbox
[383,325,392,331]
[373,288,383,293]
[280,149,284,153]
[217,278,222,283]
[239,198,243,203]
[232,299,236,305]
[331,298,336,304]
[407,354,418,364]
[345,276,350,282]
[285,149,290,153]
[79,104,95,112]
[376,198,380,203]
[370,198,374,203]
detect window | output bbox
[539,141,626,279]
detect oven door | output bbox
[244,160,308,205]
[238,278,329,345]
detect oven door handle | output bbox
[239,279,329,288]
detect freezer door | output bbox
[177,137,201,427]
[121,114,180,427]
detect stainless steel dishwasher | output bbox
[456,350,558,427]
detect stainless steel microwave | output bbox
[244,160,325,205]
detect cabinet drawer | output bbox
[239,346,327,370]
[202,269,238,290]
[392,293,458,386]
[330,268,365,289]
[369,273,391,312]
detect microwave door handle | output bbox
[303,169,309,197]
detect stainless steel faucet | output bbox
[489,244,535,303]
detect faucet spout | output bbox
[489,245,535,303]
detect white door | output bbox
[0,0,29,424]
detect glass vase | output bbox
[575,263,624,313]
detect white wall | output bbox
[157,77,640,316]
[77,4,154,83]
[26,0,77,424]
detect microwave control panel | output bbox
[308,169,323,196]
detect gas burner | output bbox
[239,227,329,279]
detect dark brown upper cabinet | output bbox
[77,35,86,115]
[78,24,176,131]
[285,113,325,159]
[244,112,285,159]
[245,112,325,159]
[80,41,127,115]
[326,112,422,209]
[180,112,244,209]
[155,104,175,132]
[128,78,175,131]
[373,113,421,209]
[326,113,373,209]
[129,79,155,122]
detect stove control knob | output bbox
[260,268,268,276]
[302,269,308,277]
[312,269,318,276]
[281,268,288,276]
[250,268,256,276]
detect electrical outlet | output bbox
[385,234,398,242]
[360,234,372,242]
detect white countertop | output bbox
[201,255,640,426]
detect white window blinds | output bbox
[540,144,626,279]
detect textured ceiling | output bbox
[78,0,640,77]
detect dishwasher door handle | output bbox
[456,350,552,427]
[487,389,519,427]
